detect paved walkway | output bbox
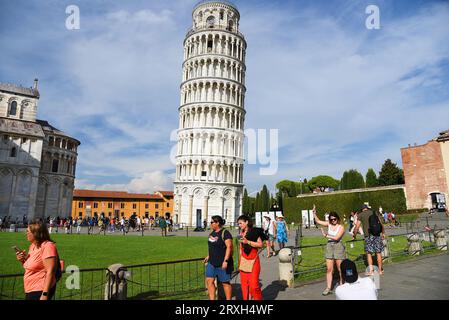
[230,219,449,300]
[273,253,449,300]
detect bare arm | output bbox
[312,206,329,227]
[352,220,362,238]
[41,257,57,300]
[242,236,263,249]
[225,239,233,259]
[326,226,345,241]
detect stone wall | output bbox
[401,140,449,209]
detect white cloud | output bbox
[241,2,449,186]
[4,0,449,193]
[75,170,173,193]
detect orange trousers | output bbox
[240,248,263,300]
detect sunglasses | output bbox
[210,221,217,224]
[329,218,337,222]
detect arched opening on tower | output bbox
[207,40,213,52]
[206,16,215,28]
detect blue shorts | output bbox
[205,262,231,283]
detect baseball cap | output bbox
[340,259,358,283]
[361,204,369,210]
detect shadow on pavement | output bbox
[262,280,288,300]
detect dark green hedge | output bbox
[283,188,407,223]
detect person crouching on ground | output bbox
[16,220,59,300]
[237,214,263,300]
[335,259,377,300]
[312,205,346,296]
[204,215,234,300]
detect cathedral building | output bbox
[174,0,247,227]
[0,79,80,222]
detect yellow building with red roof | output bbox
[71,189,174,221]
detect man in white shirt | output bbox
[335,259,378,300]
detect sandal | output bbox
[322,288,333,296]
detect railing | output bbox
[116,258,206,300]
[0,267,109,300]
[0,257,210,300]
[186,25,245,39]
[291,227,448,287]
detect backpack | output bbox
[255,226,269,241]
[368,212,382,236]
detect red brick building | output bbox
[401,130,449,210]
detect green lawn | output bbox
[396,213,420,223]
[0,232,208,275]
[0,232,212,300]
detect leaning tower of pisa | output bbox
[174,0,246,227]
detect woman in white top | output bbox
[262,216,276,258]
[312,205,346,296]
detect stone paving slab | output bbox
[270,253,449,300]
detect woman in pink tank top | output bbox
[16,220,59,300]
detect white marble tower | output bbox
[174,0,247,227]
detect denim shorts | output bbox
[205,262,231,283]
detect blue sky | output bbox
[1,0,449,196]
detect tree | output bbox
[340,169,365,190]
[242,188,250,215]
[301,178,310,194]
[254,192,260,212]
[289,181,298,197]
[366,168,379,187]
[275,191,284,211]
[276,180,297,197]
[260,185,270,212]
[378,159,405,186]
[307,175,340,192]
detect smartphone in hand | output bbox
[12,246,21,253]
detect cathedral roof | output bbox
[0,82,40,98]
[36,119,80,144]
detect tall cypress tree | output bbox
[276,191,284,211]
[341,169,365,190]
[260,185,270,212]
[242,188,249,214]
[366,168,379,187]
[341,171,349,190]
[378,159,405,186]
[255,192,260,212]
